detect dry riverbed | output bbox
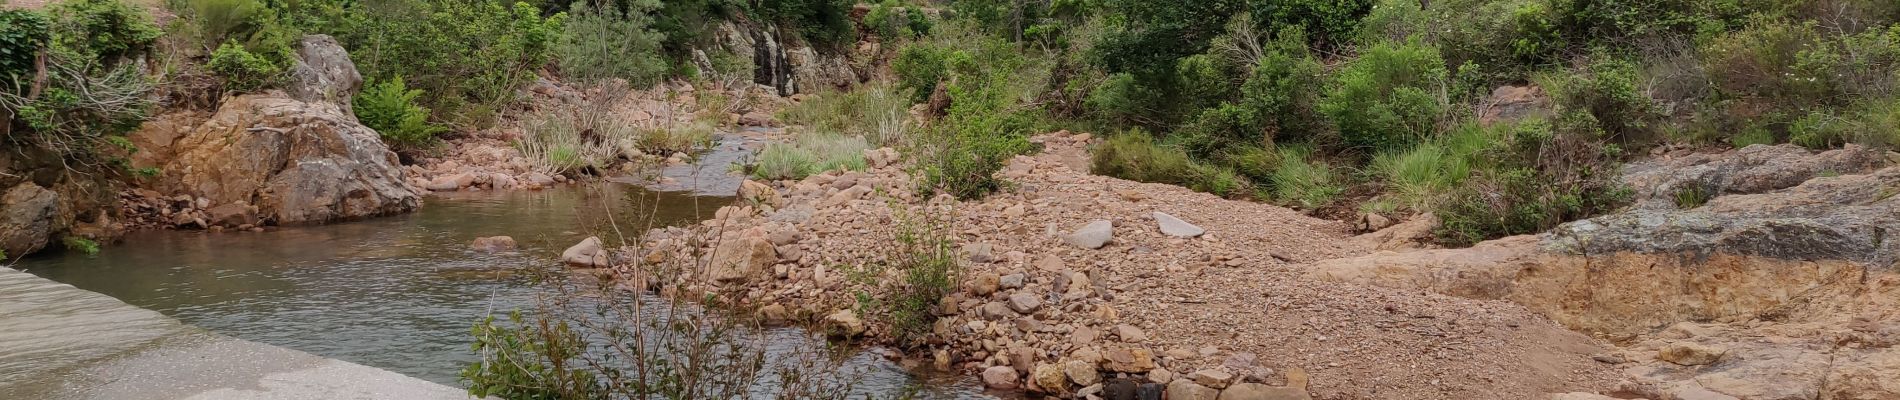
[567,132,1627,400]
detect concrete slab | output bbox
[0,267,475,399]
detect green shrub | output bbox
[1085,73,1157,124]
[1247,0,1374,46]
[1220,144,1281,182]
[915,68,1038,200]
[355,77,444,148]
[750,132,870,181]
[1700,20,1837,109]
[1540,57,1659,142]
[916,126,1030,200]
[1436,168,1555,246]
[62,236,100,255]
[1319,40,1448,152]
[1731,125,1777,148]
[778,84,913,146]
[892,43,953,103]
[751,143,818,182]
[1506,1,1565,66]
[1191,164,1252,198]
[1173,103,1259,158]
[1267,145,1343,210]
[0,10,50,88]
[877,210,960,345]
[207,40,281,92]
[1790,98,1900,149]
[1674,182,1712,208]
[1546,0,1749,48]
[1172,54,1241,114]
[185,0,267,45]
[865,0,926,40]
[300,0,564,127]
[464,311,600,400]
[1370,122,1494,211]
[1433,118,1631,247]
[46,0,161,63]
[1090,1,1243,84]
[636,122,715,156]
[1692,21,1900,145]
[906,5,934,37]
[556,1,667,86]
[1094,129,1260,199]
[1091,129,1202,186]
[1238,31,1327,142]
[183,0,295,61]
[750,0,855,47]
[1,44,152,161]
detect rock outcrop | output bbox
[128,35,421,228]
[1621,143,1887,210]
[0,183,60,256]
[0,146,124,257]
[1313,146,1898,334]
[1308,145,1900,400]
[714,21,864,96]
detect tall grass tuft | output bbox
[1268,146,1343,210]
[750,133,871,181]
[1369,121,1492,211]
[517,107,622,175]
[778,84,914,147]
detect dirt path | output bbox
[986,134,1622,399]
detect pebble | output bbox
[982,366,1019,389]
[1008,293,1044,314]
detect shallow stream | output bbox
[16,135,990,398]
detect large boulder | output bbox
[0,183,60,257]
[141,94,420,225]
[131,34,417,227]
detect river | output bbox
[13,135,992,398]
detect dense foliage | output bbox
[2,0,156,171]
[928,0,1900,246]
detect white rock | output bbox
[1154,212,1205,238]
[1065,220,1114,249]
[561,237,610,267]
